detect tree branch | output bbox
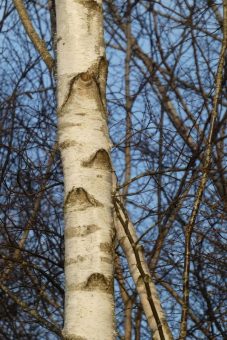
[179,2,227,338]
[113,175,173,340]
[13,0,54,71]
[0,282,62,336]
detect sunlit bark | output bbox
[56,1,115,338]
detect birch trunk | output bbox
[56,1,115,339]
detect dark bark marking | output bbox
[59,140,78,150]
[57,74,81,116]
[80,72,93,84]
[100,242,113,254]
[59,122,82,129]
[65,187,103,210]
[58,72,94,116]
[65,224,100,239]
[101,256,112,264]
[76,0,102,12]
[76,0,102,34]
[65,256,86,266]
[68,274,113,294]
[82,149,112,170]
[58,57,108,119]
[85,273,113,293]
[97,57,108,110]
[63,335,87,340]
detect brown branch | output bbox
[123,1,132,198]
[129,16,227,209]
[13,0,54,71]
[149,151,203,270]
[0,282,62,336]
[149,171,194,270]
[155,275,213,339]
[179,2,227,338]
[207,0,223,29]
[3,143,58,281]
[24,265,62,313]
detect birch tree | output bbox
[0,0,227,339]
[55,1,115,339]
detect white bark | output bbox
[56,1,115,339]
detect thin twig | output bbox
[0,282,62,336]
[179,2,227,338]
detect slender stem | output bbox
[3,143,58,281]
[179,2,227,338]
[123,0,132,198]
[0,282,62,336]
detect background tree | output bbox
[0,0,226,339]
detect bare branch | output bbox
[179,2,227,338]
[13,0,54,71]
